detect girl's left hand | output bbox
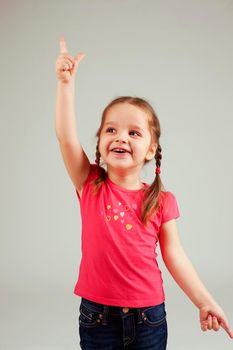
[199,303,233,338]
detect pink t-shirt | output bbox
[74,163,180,307]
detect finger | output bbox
[56,59,71,71]
[71,53,85,76]
[60,35,68,54]
[60,62,70,71]
[65,54,76,64]
[56,56,74,70]
[58,53,75,65]
[74,52,85,65]
[61,59,73,70]
[219,319,233,338]
[201,321,208,332]
[207,314,213,330]
[212,316,220,331]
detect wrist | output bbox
[57,81,75,97]
[197,299,219,310]
[57,80,75,89]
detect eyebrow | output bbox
[104,121,145,132]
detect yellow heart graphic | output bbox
[107,205,111,209]
[126,224,133,230]
[114,215,119,220]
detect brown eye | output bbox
[106,128,115,133]
[130,131,141,136]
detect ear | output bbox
[145,143,157,161]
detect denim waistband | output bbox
[80,297,165,326]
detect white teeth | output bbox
[112,148,128,152]
[115,149,124,152]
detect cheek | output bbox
[134,142,147,152]
[134,144,150,159]
[99,138,110,152]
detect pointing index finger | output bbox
[220,320,233,338]
[60,35,68,54]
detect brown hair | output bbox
[91,96,165,226]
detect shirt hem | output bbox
[73,288,165,308]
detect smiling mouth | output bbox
[111,151,130,156]
[110,148,131,154]
[109,150,131,159]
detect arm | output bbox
[54,36,90,194]
[55,81,79,144]
[159,219,233,338]
[159,219,215,309]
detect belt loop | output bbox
[136,308,143,324]
[102,305,109,325]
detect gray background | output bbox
[1,0,233,349]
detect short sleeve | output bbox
[161,191,180,224]
[75,163,99,201]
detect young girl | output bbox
[55,35,233,349]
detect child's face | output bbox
[99,103,157,172]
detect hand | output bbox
[55,34,85,84]
[199,303,233,338]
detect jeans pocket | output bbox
[142,302,167,328]
[79,304,100,329]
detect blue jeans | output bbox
[78,297,168,349]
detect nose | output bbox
[115,136,128,144]
[116,139,127,144]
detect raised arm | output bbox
[54,35,90,196]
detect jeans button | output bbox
[122,307,129,313]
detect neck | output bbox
[106,165,144,190]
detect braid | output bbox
[141,143,163,226]
[155,144,162,172]
[91,139,106,194]
[95,142,101,166]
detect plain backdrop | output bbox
[0,0,233,349]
